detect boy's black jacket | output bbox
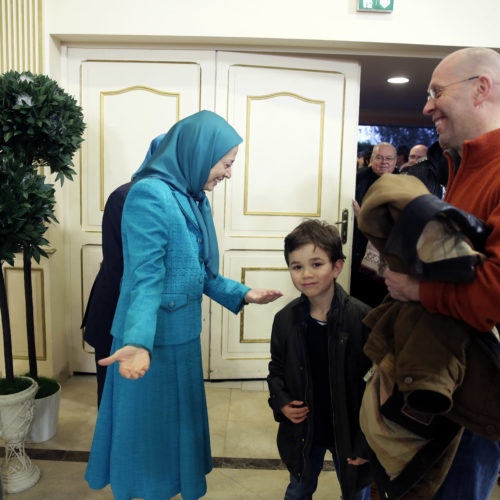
[267,282,373,500]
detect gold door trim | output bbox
[78,59,202,224]
[4,266,47,361]
[239,266,288,344]
[226,63,348,221]
[244,91,325,216]
[99,85,180,210]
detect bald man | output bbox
[384,47,500,500]
[400,144,428,170]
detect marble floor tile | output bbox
[227,387,273,424]
[5,460,113,500]
[205,384,232,421]
[170,468,341,500]
[6,461,500,500]
[1,375,499,500]
[240,380,266,392]
[206,380,242,390]
[207,414,228,457]
[224,417,280,459]
[206,384,232,457]
[28,375,98,452]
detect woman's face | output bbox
[203,146,239,191]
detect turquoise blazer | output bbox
[110,178,250,352]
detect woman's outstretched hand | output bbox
[98,345,150,380]
[244,289,283,304]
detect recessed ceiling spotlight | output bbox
[387,76,409,84]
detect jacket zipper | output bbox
[300,319,311,482]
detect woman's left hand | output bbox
[244,289,283,304]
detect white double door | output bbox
[65,47,360,379]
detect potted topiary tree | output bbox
[0,155,42,493]
[0,70,85,447]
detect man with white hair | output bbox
[384,47,500,500]
[351,142,397,306]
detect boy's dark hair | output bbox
[284,219,346,266]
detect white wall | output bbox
[38,0,499,378]
[43,0,500,52]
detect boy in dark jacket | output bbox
[268,219,372,500]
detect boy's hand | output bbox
[347,457,368,466]
[281,400,309,423]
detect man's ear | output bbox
[474,75,493,106]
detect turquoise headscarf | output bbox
[133,133,166,177]
[133,110,243,279]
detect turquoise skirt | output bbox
[85,336,212,500]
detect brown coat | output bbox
[356,174,500,499]
[363,299,500,439]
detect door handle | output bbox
[335,209,349,244]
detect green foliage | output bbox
[24,374,60,399]
[0,70,85,184]
[375,125,438,148]
[357,141,373,153]
[0,376,32,395]
[0,156,56,265]
[0,158,24,265]
[359,125,438,148]
[0,70,85,388]
[0,69,85,262]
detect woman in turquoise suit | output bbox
[85,110,282,500]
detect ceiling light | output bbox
[387,76,409,84]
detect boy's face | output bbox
[288,244,343,302]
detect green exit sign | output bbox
[357,0,394,12]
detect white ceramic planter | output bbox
[0,376,40,493]
[26,383,61,443]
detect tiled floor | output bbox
[2,375,499,499]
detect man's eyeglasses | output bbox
[427,75,479,100]
[374,155,396,162]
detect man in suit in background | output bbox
[81,182,131,406]
[81,134,165,405]
[351,142,398,306]
[400,143,428,170]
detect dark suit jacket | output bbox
[350,167,398,306]
[400,141,448,198]
[81,182,132,355]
